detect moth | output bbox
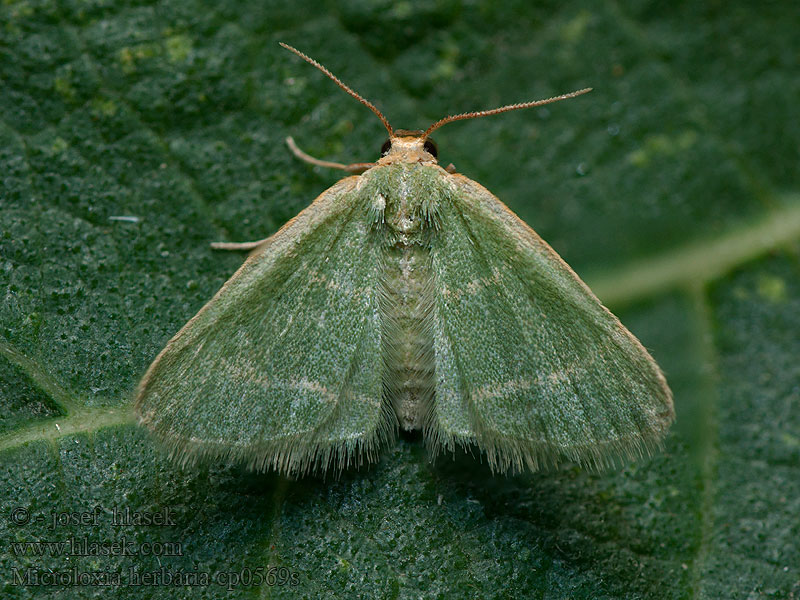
[135,44,674,476]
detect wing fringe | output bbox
[137,398,398,476]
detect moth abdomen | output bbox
[379,239,436,431]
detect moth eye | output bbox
[380,139,392,156]
[423,139,438,158]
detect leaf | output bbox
[1,2,798,598]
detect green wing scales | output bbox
[427,174,675,473]
[135,178,395,474]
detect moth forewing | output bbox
[424,173,673,473]
[134,177,397,474]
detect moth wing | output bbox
[135,178,393,474]
[428,174,674,473]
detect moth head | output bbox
[378,130,439,165]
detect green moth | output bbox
[135,44,674,476]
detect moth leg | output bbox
[210,239,270,251]
[445,163,457,174]
[286,136,375,174]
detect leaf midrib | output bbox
[589,193,800,306]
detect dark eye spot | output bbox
[423,138,438,158]
[380,139,391,156]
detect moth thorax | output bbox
[390,211,422,234]
[383,198,425,235]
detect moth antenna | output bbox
[279,42,394,137]
[423,88,592,138]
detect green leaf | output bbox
[1,2,798,598]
